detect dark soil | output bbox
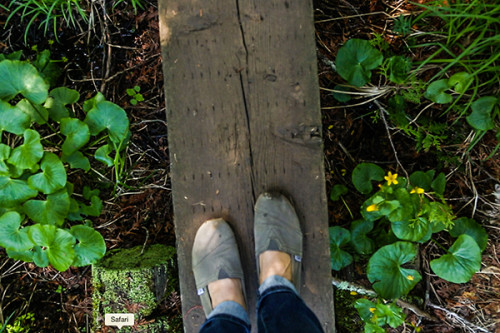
[0,0,498,332]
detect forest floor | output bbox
[0,0,499,332]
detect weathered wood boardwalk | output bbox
[159,1,334,331]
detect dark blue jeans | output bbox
[199,276,324,333]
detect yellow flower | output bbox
[369,307,376,313]
[407,275,414,281]
[385,171,399,186]
[350,291,357,295]
[328,125,334,130]
[410,187,425,194]
[366,204,379,212]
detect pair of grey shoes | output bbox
[192,192,303,316]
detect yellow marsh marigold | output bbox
[366,204,379,212]
[385,171,398,186]
[407,275,414,281]
[369,307,376,313]
[410,187,425,194]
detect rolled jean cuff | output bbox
[258,275,298,296]
[207,300,250,326]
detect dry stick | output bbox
[426,302,491,333]
[100,0,112,93]
[374,100,409,180]
[331,277,434,321]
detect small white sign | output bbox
[105,313,135,329]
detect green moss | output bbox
[334,289,364,332]
[92,244,177,332]
[96,244,176,269]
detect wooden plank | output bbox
[158,1,334,332]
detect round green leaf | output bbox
[0,176,38,207]
[330,184,348,201]
[466,96,497,131]
[28,224,75,271]
[354,298,377,322]
[430,234,481,283]
[16,99,49,125]
[0,144,11,176]
[336,39,383,87]
[60,118,90,156]
[44,87,80,122]
[331,85,351,103]
[6,248,34,262]
[94,144,114,167]
[79,195,103,217]
[0,211,33,251]
[33,245,50,267]
[23,189,70,226]
[84,101,129,144]
[449,217,488,251]
[62,151,90,171]
[391,218,430,242]
[448,72,472,94]
[7,129,44,170]
[0,100,31,135]
[70,225,106,266]
[329,226,353,270]
[431,172,446,196]
[352,163,385,194]
[367,241,422,299]
[0,60,49,104]
[27,153,67,194]
[424,79,452,104]
[409,170,435,192]
[350,219,375,254]
[387,56,411,84]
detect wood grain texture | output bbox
[159,0,334,331]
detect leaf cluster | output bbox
[0,51,131,271]
[329,163,487,300]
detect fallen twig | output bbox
[426,302,491,333]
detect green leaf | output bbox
[364,323,385,333]
[135,94,144,102]
[424,79,452,104]
[0,60,49,104]
[33,246,50,267]
[0,177,38,207]
[387,56,411,84]
[126,88,135,96]
[430,234,481,283]
[60,118,90,156]
[331,85,351,103]
[336,39,383,87]
[130,99,138,106]
[426,202,454,228]
[28,224,75,271]
[44,87,80,122]
[27,153,67,194]
[449,217,488,251]
[70,225,106,266]
[6,248,34,262]
[391,218,430,242]
[448,72,472,94]
[7,129,44,170]
[79,195,103,217]
[409,170,435,192]
[352,163,385,194]
[0,100,31,135]
[367,242,421,299]
[431,172,446,196]
[374,302,405,328]
[23,189,70,226]
[355,298,377,323]
[82,92,106,112]
[388,95,409,127]
[33,50,62,87]
[16,98,49,124]
[0,144,11,176]
[350,219,375,254]
[329,226,353,270]
[62,151,90,171]
[0,211,33,251]
[466,96,497,131]
[330,184,348,201]
[94,144,114,166]
[84,101,130,144]
[133,85,140,92]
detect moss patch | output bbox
[92,244,176,332]
[334,289,364,332]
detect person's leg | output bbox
[192,219,251,333]
[199,300,250,333]
[257,275,323,333]
[254,193,324,333]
